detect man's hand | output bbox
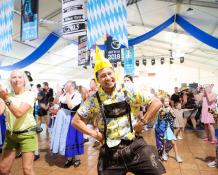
[95,131,104,144]
[134,120,144,133]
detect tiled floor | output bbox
[7,129,218,175]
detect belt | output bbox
[7,127,37,135]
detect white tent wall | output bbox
[114,63,218,94]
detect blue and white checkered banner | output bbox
[21,0,39,41]
[87,0,128,49]
[0,0,14,52]
[124,46,134,76]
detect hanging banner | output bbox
[62,0,86,38]
[0,0,14,52]
[124,46,135,76]
[21,0,38,41]
[87,0,128,48]
[105,36,121,63]
[78,35,90,66]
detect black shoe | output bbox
[83,138,89,143]
[15,152,22,159]
[92,141,100,148]
[74,160,81,168]
[34,154,40,161]
[64,159,73,168]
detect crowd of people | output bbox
[0,57,217,174]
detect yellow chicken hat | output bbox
[94,46,113,80]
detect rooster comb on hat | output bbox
[94,46,112,79]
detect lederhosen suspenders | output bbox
[95,85,133,143]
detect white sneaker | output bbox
[208,160,218,168]
[162,153,168,161]
[176,155,183,163]
[177,136,183,140]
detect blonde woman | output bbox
[0,70,37,175]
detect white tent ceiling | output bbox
[0,0,218,87]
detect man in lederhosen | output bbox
[72,47,165,175]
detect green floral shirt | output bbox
[77,84,152,147]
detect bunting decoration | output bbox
[87,0,128,48]
[0,0,14,52]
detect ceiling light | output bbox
[142,59,147,66]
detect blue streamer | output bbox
[1,14,217,71]
[98,15,175,50]
[176,15,218,49]
[0,33,59,71]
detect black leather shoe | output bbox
[34,154,40,161]
[83,138,89,143]
[64,159,73,168]
[74,160,81,168]
[15,152,22,159]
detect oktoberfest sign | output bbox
[105,36,121,63]
[21,0,38,41]
[62,0,86,38]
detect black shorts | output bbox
[38,108,48,116]
[97,136,165,175]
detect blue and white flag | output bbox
[0,0,14,52]
[21,0,38,41]
[87,0,128,49]
[124,46,134,76]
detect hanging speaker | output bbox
[121,60,124,67]
[151,58,155,65]
[142,59,147,66]
[180,57,184,63]
[170,57,174,64]
[92,63,95,69]
[135,59,140,66]
[160,57,164,64]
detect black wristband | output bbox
[5,99,12,106]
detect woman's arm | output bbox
[205,91,216,103]
[5,100,31,118]
[0,88,32,118]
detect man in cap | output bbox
[72,47,165,175]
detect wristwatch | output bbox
[5,99,12,106]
